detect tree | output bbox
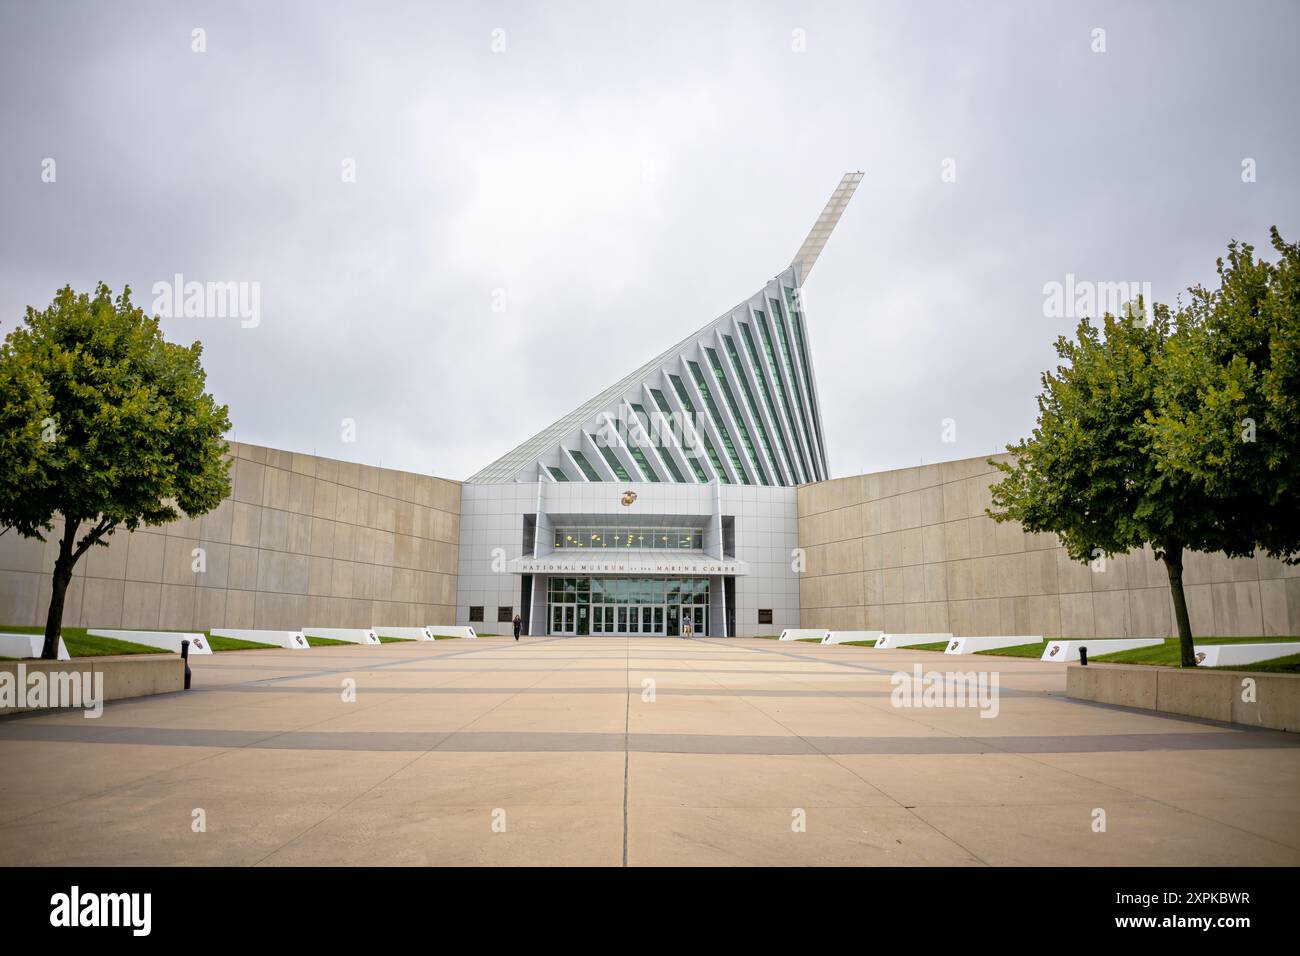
[0,284,232,659]
[988,306,1199,666]
[1148,228,1300,570]
[989,230,1299,667]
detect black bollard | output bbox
[1079,646,1088,666]
[181,639,192,690]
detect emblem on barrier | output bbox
[1049,644,1060,657]
[621,490,638,507]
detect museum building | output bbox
[455,173,864,637]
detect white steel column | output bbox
[530,475,544,636]
[714,478,727,637]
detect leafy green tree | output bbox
[988,306,1200,665]
[0,284,231,659]
[1149,228,1300,572]
[991,230,1299,667]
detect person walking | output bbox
[682,611,692,639]
[512,613,522,641]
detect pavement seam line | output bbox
[623,636,631,867]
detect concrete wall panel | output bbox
[0,442,460,633]
[796,454,1297,638]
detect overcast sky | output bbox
[2,0,1296,481]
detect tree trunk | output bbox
[1162,543,1196,667]
[42,521,77,660]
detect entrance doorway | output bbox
[577,603,706,636]
[549,603,588,635]
[592,604,665,635]
[545,576,709,637]
[660,605,707,637]
[550,604,574,635]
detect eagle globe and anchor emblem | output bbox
[620,490,638,507]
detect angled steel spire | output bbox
[789,171,863,283]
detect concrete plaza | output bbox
[1,637,1296,866]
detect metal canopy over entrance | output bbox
[509,553,746,577]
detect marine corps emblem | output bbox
[621,490,637,507]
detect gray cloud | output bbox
[2,0,1296,479]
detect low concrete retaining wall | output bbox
[0,655,185,716]
[1067,663,1300,732]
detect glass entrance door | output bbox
[588,603,667,635]
[550,604,577,635]
[679,606,705,637]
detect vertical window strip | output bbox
[568,449,601,481]
[703,348,769,485]
[589,433,631,480]
[737,324,800,484]
[669,374,728,482]
[786,293,829,477]
[630,402,686,482]
[722,334,786,485]
[626,444,659,481]
[769,298,820,481]
[755,312,812,482]
[687,361,752,484]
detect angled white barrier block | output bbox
[1041,638,1162,662]
[87,629,212,654]
[874,633,953,649]
[778,628,830,642]
[429,626,477,639]
[0,632,71,661]
[945,635,1042,655]
[374,626,434,641]
[822,630,883,645]
[303,627,380,645]
[1194,642,1300,667]
[210,628,309,650]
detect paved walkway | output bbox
[1,637,1296,865]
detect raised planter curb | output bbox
[0,655,184,716]
[1067,662,1300,732]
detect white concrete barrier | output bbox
[210,629,309,650]
[429,626,477,639]
[778,628,831,642]
[945,635,1042,655]
[0,632,71,661]
[374,626,434,641]
[822,630,884,645]
[303,627,380,645]
[1041,638,1162,662]
[87,629,212,654]
[874,633,953,649]
[1194,642,1300,667]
